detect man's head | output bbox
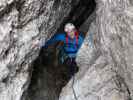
[64,23,76,38]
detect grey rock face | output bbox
[0,0,79,100]
[59,0,133,100]
[0,0,133,100]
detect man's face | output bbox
[67,29,75,38]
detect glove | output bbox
[32,40,40,48]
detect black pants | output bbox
[64,57,79,79]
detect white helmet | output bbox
[64,23,75,32]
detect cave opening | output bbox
[26,0,96,100]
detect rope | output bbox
[70,58,78,100]
[72,75,78,100]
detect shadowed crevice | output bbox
[25,0,96,100]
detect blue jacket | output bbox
[43,32,84,57]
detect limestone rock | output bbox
[0,0,79,100]
[59,0,133,100]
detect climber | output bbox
[43,23,84,78]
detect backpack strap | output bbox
[66,33,69,47]
[66,31,79,48]
[75,31,79,47]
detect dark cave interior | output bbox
[26,0,96,100]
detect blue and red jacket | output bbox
[43,32,84,58]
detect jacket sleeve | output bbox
[42,34,64,48]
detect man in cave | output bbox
[42,23,84,78]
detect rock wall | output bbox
[59,0,133,100]
[0,0,133,100]
[24,0,96,100]
[0,0,80,100]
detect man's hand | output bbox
[32,39,40,48]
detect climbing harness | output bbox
[58,48,69,64]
